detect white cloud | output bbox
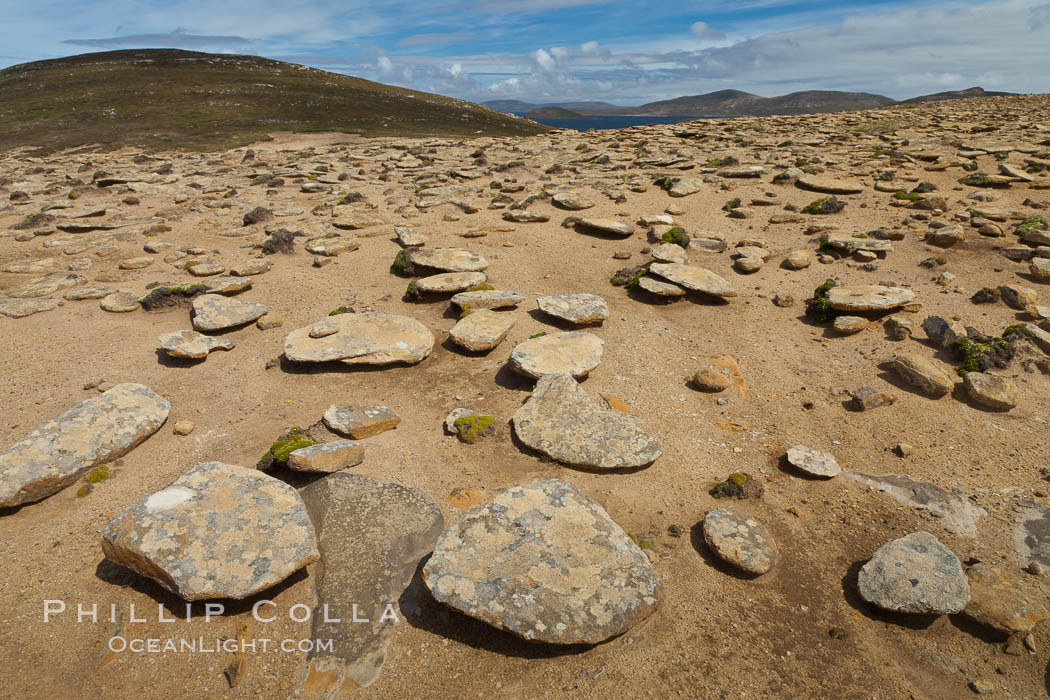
[689,21,726,41]
[377,55,394,73]
[532,48,557,72]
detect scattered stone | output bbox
[650,242,688,264]
[451,413,495,444]
[287,440,364,473]
[536,293,609,324]
[401,247,488,273]
[512,374,662,468]
[826,285,915,311]
[422,478,662,643]
[451,289,523,311]
[101,461,318,600]
[576,218,634,236]
[323,404,400,439]
[637,276,685,297]
[509,331,604,379]
[962,563,1050,634]
[552,192,594,210]
[394,226,425,248]
[963,372,1017,411]
[256,314,282,330]
[786,445,841,478]
[733,256,762,274]
[797,175,865,194]
[191,294,267,331]
[64,285,117,300]
[703,508,777,575]
[888,353,954,397]
[885,316,914,340]
[783,249,813,270]
[0,383,169,507]
[833,316,869,334]
[158,330,234,360]
[172,421,195,436]
[649,263,736,298]
[449,309,515,352]
[858,532,969,614]
[243,206,273,226]
[0,298,60,318]
[284,313,434,366]
[99,292,140,313]
[850,386,896,411]
[998,284,1036,310]
[413,271,487,294]
[1015,501,1050,568]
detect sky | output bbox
[2,0,1049,105]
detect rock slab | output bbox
[858,532,969,614]
[703,508,777,575]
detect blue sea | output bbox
[514,114,705,131]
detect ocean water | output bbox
[515,114,704,131]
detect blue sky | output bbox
[3,0,1049,103]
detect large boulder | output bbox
[102,462,319,600]
[858,532,969,614]
[422,478,662,644]
[0,383,169,507]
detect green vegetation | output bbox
[954,337,1000,375]
[465,283,493,292]
[660,226,686,244]
[721,198,741,212]
[653,176,676,191]
[894,191,921,202]
[453,415,494,444]
[776,140,792,147]
[935,257,947,265]
[84,464,109,483]
[802,196,845,215]
[258,428,316,468]
[402,281,421,302]
[528,332,547,339]
[711,472,748,498]
[628,533,655,550]
[806,279,837,322]
[970,287,1001,304]
[390,249,414,276]
[0,48,547,154]
[328,306,352,316]
[959,172,992,187]
[1016,217,1048,238]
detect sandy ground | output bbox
[1,96,1049,698]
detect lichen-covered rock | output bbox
[509,331,604,379]
[649,263,736,298]
[0,298,59,318]
[101,461,319,601]
[448,309,515,352]
[858,532,969,614]
[403,248,489,273]
[298,474,444,690]
[323,404,400,438]
[536,293,609,324]
[284,313,434,366]
[0,383,170,507]
[288,440,364,473]
[512,373,662,469]
[826,285,915,311]
[451,289,523,311]
[703,508,777,575]
[786,445,841,478]
[422,478,662,644]
[158,329,234,360]
[191,293,267,331]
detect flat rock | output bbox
[101,462,318,600]
[843,472,986,536]
[405,248,488,273]
[833,315,870,334]
[0,298,59,318]
[100,292,140,313]
[285,313,434,366]
[287,440,364,473]
[637,276,685,297]
[449,309,515,352]
[858,532,969,614]
[576,218,634,236]
[797,175,865,194]
[1015,500,1050,567]
[63,285,116,300]
[422,478,662,644]
[414,271,486,294]
[552,192,594,210]
[191,294,267,331]
[649,263,736,297]
[394,226,426,248]
[0,383,169,507]
[669,177,703,197]
[962,563,1050,634]
[536,293,609,324]
[703,508,777,575]
[509,331,604,379]
[650,242,688,264]
[826,285,915,311]
[963,372,1017,411]
[451,289,523,311]
[888,353,954,397]
[305,237,360,257]
[186,262,226,277]
[6,272,85,298]
[298,474,444,690]
[786,445,841,478]
[512,373,662,469]
[229,259,272,276]
[323,404,400,439]
[158,329,234,359]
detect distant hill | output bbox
[0,49,547,153]
[524,106,583,119]
[484,100,621,114]
[902,86,1017,104]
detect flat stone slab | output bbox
[962,563,1050,634]
[786,445,841,478]
[826,285,915,311]
[449,309,515,352]
[100,292,140,313]
[843,471,986,536]
[576,218,634,236]
[552,192,594,210]
[284,313,434,366]
[637,276,685,297]
[888,353,954,398]
[102,462,319,601]
[649,263,736,298]
[158,330,234,359]
[299,474,444,691]
[64,285,116,300]
[512,373,663,469]
[323,404,400,438]
[0,298,59,318]
[823,237,893,254]
[405,248,488,273]
[858,532,969,614]
[414,271,486,294]
[305,237,360,257]
[394,226,425,247]
[6,272,85,298]
[422,478,662,644]
[650,243,688,264]
[288,440,364,473]
[669,177,703,197]
[536,293,609,324]
[1014,500,1050,567]
[509,331,604,379]
[451,289,523,311]
[703,508,777,575]
[797,174,865,194]
[191,294,267,331]
[0,383,169,507]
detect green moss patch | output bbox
[258,427,316,468]
[453,415,494,444]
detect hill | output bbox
[0,49,547,153]
[620,89,895,116]
[902,86,1017,104]
[484,100,621,114]
[523,106,583,119]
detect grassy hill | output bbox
[524,106,583,119]
[621,89,896,117]
[0,49,548,153]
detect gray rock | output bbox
[394,226,426,248]
[323,404,400,439]
[512,373,662,469]
[650,243,688,264]
[843,472,986,536]
[536,293,609,324]
[0,298,60,318]
[509,331,604,379]
[963,372,1017,411]
[422,478,662,644]
[1014,500,1050,568]
[99,291,141,313]
[826,285,915,311]
[158,329,234,359]
[0,383,169,507]
[284,313,434,366]
[637,276,685,297]
[576,218,634,236]
[703,508,777,575]
[413,271,486,294]
[451,289,523,311]
[191,293,267,331]
[298,474,444,690]
[102,462,318,600]
[797,175,864,194]
[922,316,965,348]
[858,532,969,614]
[64,285,117,301]
[552,192,594,210]
[649,263,736,297]
[287,440,364,473]
[404,248,488,273]
[786,445,841,478]
[448,309,515,352]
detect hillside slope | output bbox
[0,49,547,153]
[622,89,895,116]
